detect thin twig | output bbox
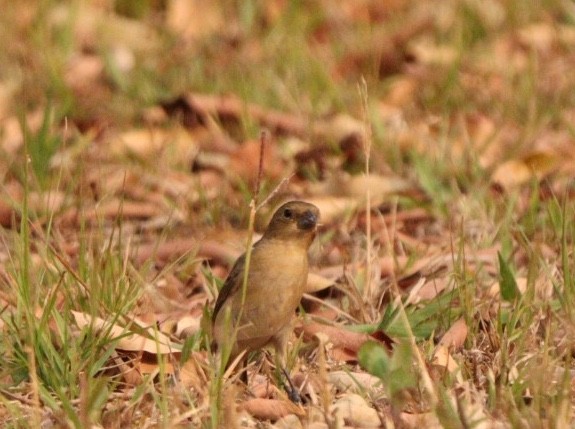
[253,129,269,206]
[256,174,294,212]
[0,389,37,406]
[79,371,90,428]
[240,130,267,314]
[26,346,42,429]
[358,78,374,313]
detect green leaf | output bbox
[387,341,417,393]
[380,290,460,339]
[359,340,418,407]
[22,105,62,189]
[358,341,390,381]
[498,252,520,302]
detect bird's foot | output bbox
[285,384,302,404]
[281,367,303,404]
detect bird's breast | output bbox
[235,241,308,341]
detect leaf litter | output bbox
[1,0,575,427]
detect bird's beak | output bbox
[297,210,318,230]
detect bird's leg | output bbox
[273,328,302,404]
[280,367,302,404]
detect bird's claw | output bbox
[286,385,302,404]
[281,367,303,404]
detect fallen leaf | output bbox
[296,320,390,361]
[111,352,143,386]
[400,411,442,428]
[303,196,359,224]
[110,127,198,162]
[1,110,44,154]
[28,190,66,215]
[229,138,284,184]
[272,413,303,429]
[241,398,304,421]
[409,38,458,66]
[0,82,17,121]
[305,273,334,293]
[517,23,556,52]
[383,77,418,107]
[331,347,359,362]
[327,371,383,392]
[488,276,528,299]
[138,355,175,375]
[0,181,22,227]
[181,93,309,137]
[71,311,179,354]
[437,317,467,349]
[166,0,224,39]
[250,374,281,398]
[430,345,460,375]
[310,173,413,206]
[179,352,208,391]
[331,393,381,427]
[414,277,450,301]
[64,54,104,90]
[175,315,201,338]
[357,207,433,234]
[312,113,363,144]
[132,237,240,266]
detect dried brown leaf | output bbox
[310,173,413,206]
[250,374,281,399]
[110,127,198,162]
[400,411,442,428]
[327,370,383,393]
[229,139,284,184]
[71,311,177,354]
[296,320,391,361]
[0,181,22,227]
[517,23,556,52]
[241,398,304,421]
[438,317,468,349]
[430,345,460,375]
[273,413,304,429]
[305,273,334,293]
[303,196,359,224]
[166,0,224,39]
[64,54,104,90]
[331,393,381,427]
[175,315,201,338]
[132,237,240,266]
[179,352,208,390]
[112,353,143,386]
[138,356,175,375]
[182,93,308,136]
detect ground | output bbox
[0,1,575,428]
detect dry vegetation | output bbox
[1,0,575,428]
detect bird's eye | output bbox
[283,208,293,219]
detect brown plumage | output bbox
[212,201,319,393]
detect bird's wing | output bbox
[212,253,246,323]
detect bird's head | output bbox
[263,201,320,247]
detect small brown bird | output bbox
[212,201,319,398]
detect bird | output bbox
[211,200,320,400]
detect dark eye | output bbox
[283,208,293,219]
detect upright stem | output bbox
[359,78,373,314]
